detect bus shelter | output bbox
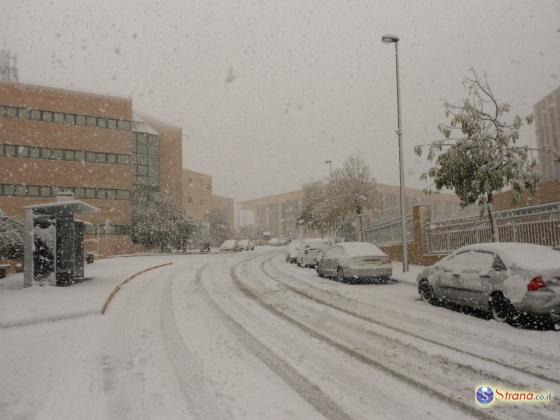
[23,197,99,287]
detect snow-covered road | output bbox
[1,247,559,419]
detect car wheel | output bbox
[336,266,345,283]
[489,293,516,323]
[419,280,436,304]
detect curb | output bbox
[101,262,173,314]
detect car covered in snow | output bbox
[219,239,238,252]
[285,240,301,263]
[318,242,392,283]
[296,238,330,268]
[416,243,560,326]
[236,239,255,251]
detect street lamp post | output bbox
[382,33,409,272]
[325,160,333,176]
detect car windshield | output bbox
[2,2,559,419]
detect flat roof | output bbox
[23,200,100,215]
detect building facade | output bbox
[183,169,213,222]
[0,81,183,255]
[534,85,560,181]
[240,184,469,239]
[182,168,235,232]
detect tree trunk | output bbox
[487,193,500,242]
[358,211,364,242]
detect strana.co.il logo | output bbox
[475,384,553,407]
[476,386,494,405]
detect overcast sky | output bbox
[2,0,559,201]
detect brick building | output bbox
[182,168,235,231]
[0,81,183,255]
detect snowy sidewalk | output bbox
[0,255,178,327]
[391,261,424,286]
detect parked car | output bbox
[219,239,238,252]
[285,240,301,263]
[296,238,330,268]
[320,242,392,283]
[199,242,211,253]
[315,250,327,277]
[416,243,560,327]
[85,252,95,264]
[237,239,255,251]
[278,237,291,246]
[268,237,280,246]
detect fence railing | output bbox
[366,215,414,246]
[425,202,560,254]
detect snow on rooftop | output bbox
[339,242,386,257]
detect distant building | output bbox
[534,85,560,181]
[182,169,234,231]
[0,81,183,255]
[0,50,19,82]
[240,184,471,239]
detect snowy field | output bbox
[1,247,559,419]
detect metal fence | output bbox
[366,215,414,246]
[425,202,560,255]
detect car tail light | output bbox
[527,276,545,291]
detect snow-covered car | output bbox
[268,237,280,246]
[236,239,255,251]
[219,239,238,252]
[278,237,291,246]
[296,238,330,268]
[416,243,560,326]
[320,242,391,283]
[315,250,327,277]
[285,240,301,263]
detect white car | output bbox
[417,243,560,327]
[285,241,301,263]
[319,242,392,283]
[296,238,330,268]
[236,239,255,251]
[219,239,237,252]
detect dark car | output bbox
[200,242,211,253]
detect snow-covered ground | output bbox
[1,247,558,419]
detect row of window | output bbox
[0,104,133,131]
[0,184,130,200]
[133,132,160,188]
[84,224,130,236]
[0,143,131,165]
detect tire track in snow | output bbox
[265,254,560,387]
[160,268,226,420]
[196,259,354,420]
[233,254,498,420]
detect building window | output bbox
[4,145,16,157]
[97,118,107,128]
[53,112,65,123]
[117,120,131,130]
[42,111,53,122]
[29,147,41,158]
[15,185,27,196]
[86,116,97,126]
[117,190,130,200]
[86,151,97,162]
[117,154,130,165]
[76,115,86,125]
[65,113,76,124]
[30,110,41,121]
[107,119,117,129]
[75,151,84,161]
[40,186,51,197]
[17,108,29,119]
[6,107,17,118]
[74,187,85,198]
[85,188,96,199]
[64,150,75,160]
[27,186,39,196]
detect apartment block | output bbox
[534,85,560,181]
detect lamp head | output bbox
[381,34,399,43]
